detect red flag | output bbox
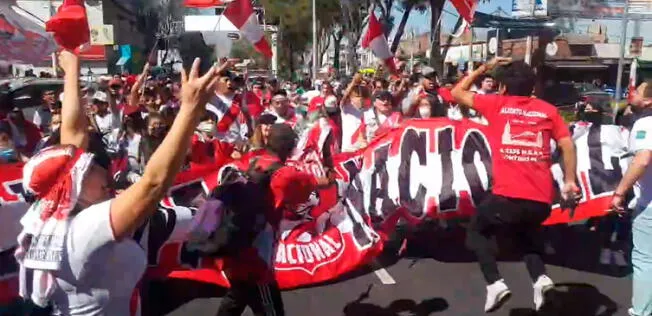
[223,0,272,58]
[450,0,478,23]
[184,0,228,8]
[362,13,397,74]
[44,0,90,51]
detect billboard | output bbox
[512,0,548,17]
[545,0,652,18]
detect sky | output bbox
[397,0,651,44]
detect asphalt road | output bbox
[150,223,633,316]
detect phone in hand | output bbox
[177,32,214,77]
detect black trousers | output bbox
[466,194,551,284]
[216,281,285,316]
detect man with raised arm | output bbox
[452,58,579,313]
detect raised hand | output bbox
[180,58,220,116]
[485,57,512,71]
[58,50,79,74]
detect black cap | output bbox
[257,113,278,125]
[421,66,438,80]
[373,90,393,101]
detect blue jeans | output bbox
[631,205,652,316]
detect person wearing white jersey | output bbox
[339,74,371,152]
[14,52,225,316]
[611,97,652,316]
[206,71,249,144]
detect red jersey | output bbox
[474,94,570,204]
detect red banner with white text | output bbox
[0,119,631,307]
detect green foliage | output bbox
[259,0,341,78]
[230,38,270,69]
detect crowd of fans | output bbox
[3,53,652,315]
[0,60,497,174]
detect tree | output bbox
[428,0,445,74]
[391,0,428,53]
[341,0,373,74]
[373,0,396,37]
[261,0,340,79]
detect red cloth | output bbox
[212,139,237,167]
[308,96,325,113]
[45,0,90,51]
[437,87,455,104]
[473,94,570,204]
[189,133,214,168]
[244,91,265,119]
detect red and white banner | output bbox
[0,119,632,307]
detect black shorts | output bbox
[473,194,552,229]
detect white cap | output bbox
[92,91,108,103]
[324,95,338,108]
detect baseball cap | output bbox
[421,66,438,80]
[373,90,393,101]
[257,113,278,125]
[92,91,109,103]
[324,95,338,108]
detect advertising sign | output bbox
[512,0,548,17]
[546,0,652,18]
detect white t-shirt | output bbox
[51,199,147,316]
[207,94,248,142]
[108,130,142,172]
[630,116,652,211]
[340,103,364,152]
[94,111,121,136]
[33,107,52,132]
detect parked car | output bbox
[0,78,87,122]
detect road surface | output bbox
[150,223,632,316]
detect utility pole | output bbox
[49,0,58,76]
[614,0,631,112]
[409,29,415,70]
[524,0,537,65]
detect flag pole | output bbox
[312,0,318,87]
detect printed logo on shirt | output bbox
[636,130,646,140]
[501,121,544,148]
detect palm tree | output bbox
[390,0,428,53]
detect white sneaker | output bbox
[485,279,511,313]
[533,275,554,311]
[599,248,612,265]
[613,250,628,267]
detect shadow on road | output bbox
[342,285,449,316]
[508,283,620,316]
[142,278,226,316]
[398,220,632,278]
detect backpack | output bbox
[190,157,283,257]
